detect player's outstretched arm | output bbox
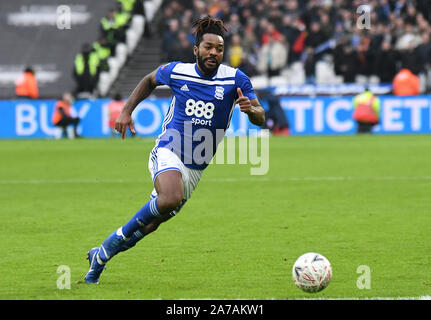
[115,68,159,139]
[235,88,265,126]
[248,98,266,126]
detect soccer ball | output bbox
[292,252,332,293]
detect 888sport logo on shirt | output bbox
[186,99,215,126]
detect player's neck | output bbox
[195,63,218,78]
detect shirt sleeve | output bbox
[155,61,180,86]
[235,69,257,100]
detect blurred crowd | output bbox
[73,0,144,96]
[154,0,431,90]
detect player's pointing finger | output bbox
[129,120,136,135]
[237,87,243,97]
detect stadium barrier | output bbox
[1,96,431,138]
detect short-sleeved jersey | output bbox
[152,62,256,170]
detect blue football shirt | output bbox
[152,61,257,170]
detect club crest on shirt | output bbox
[214,86,224,100]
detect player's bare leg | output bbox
[85,170,184,283]
[118,170,183,250]
[153,170,184,214]
[141,214,173,234]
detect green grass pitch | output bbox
[0,135,430,299]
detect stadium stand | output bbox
[109,1,164,98]
[2,0,431,99]
[97,11,147,98]
[0,0,151,99]
[110,0,430,96]
[0,0,117,99]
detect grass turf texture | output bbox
[0,135,430,300]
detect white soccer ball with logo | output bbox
[292,252,332,293]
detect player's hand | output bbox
[115,111,136,139]
[235,88,252,114]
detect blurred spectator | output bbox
[261,22,282,45]
[215,0,232,21]
[100,4,131,50]
[416,33,431,66]
[73,43,100,95]
[284,0,301,16]
[404,3,418,25]
[180,18,196,44]
[303,46,316,84]
[227,34,244,68]
[115,2,132,26]
[301,0,320,27]
[157,6,176,35]
[238,6,254,28]
[154,0,431,86]
[290,18,307,63]
[280,15,297,47]
[267,1,283,30]
[226,13,243,39]
[393,68,420,96]
[374,41,398,83]
[416,32,431,91]
[334,43,357,83]
[113,2,132,42]
[257,34,288,77]
[416,13,430,33]
[236,24,259,76]
[117,0,144,16]
[395,23,422,51]
[368,23,386,56]
[400,40,421,75]
[352,88,380,134]
[356,33,372,77]
[100,9,118,51]
[238,55,259,77]
[394,0,408,18]
[15,66,38,99]
[261,89,289,136]
[171,31,195,63]
[162,19,180,61]
[117,0,133,12]
[241,23,259,59]
[52,92,80,138]
[306,20,327,49]
[208,0,222,17]
[319,12,334,41]
[256,18,269,43]
[193,0,209,19]
[417,0,431,21]
[93,37,111,73]
[376,0,392,23]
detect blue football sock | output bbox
[119,229,146,252]
[121,197,160,238]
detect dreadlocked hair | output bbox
[192,16,227,46]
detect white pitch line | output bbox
[1,176,431,185]
[0,178,145,185]
[207,176,431,182]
